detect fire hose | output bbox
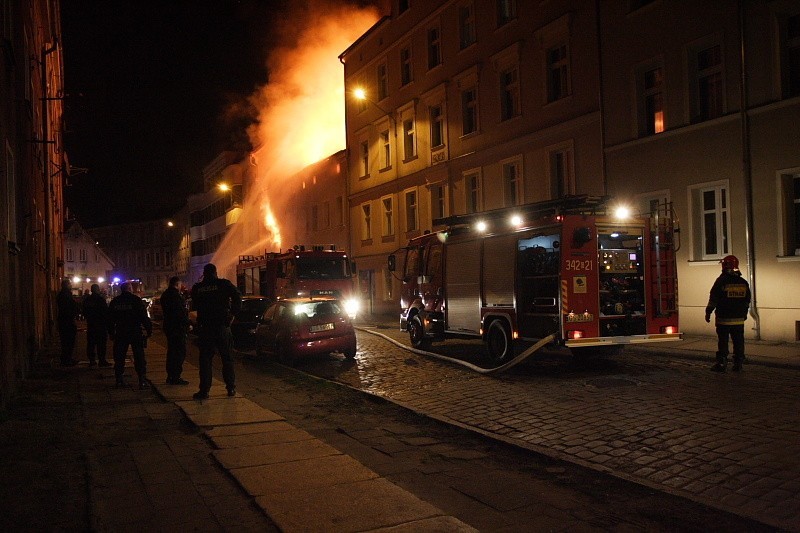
[357,327,557,375]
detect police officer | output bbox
[161,276,189,385]
[191,263,241,400]
[705,255,751,373]
[56,279,79,366]
[83,283,111,367]
[109,282,153,389]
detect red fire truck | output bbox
[236,245,360,318]
[388,195,682,363]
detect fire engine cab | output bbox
[237,245,360,318]
[388,195,682,363]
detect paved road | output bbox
[274,325,800,532]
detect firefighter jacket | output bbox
[109,291,153,339]
[160,286,189,335]
[705,271,751,326]
[82,292,109,333]
[191,277,242,328]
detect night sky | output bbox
[61,0,284,227]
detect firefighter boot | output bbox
[710,353,727,373]
[732,358,743,372]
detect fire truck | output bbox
[236,245,360,318]
[388,195,682,363]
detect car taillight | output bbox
[567,330,584,339]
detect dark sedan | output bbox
[231,296,272,350]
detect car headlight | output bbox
[343,298,360,319]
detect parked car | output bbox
[148,295,163,321]
[231,296,272,350]
[254,297,357,365]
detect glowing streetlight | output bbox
[72,276,81,284]
[98,277,105,283]
[353,87,367,101]
[475,221,488,233]
[218,183,230,192]
[166,220,174,227]
[614,206,631,219]
[510,215,523,227]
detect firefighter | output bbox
[191,263,241,400]
[82,283,111,367]
[705,255,751,372]
[109,281,153,389]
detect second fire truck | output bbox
[388,195,682,363]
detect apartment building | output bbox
[1,0,66,403]
[341,0,604,315]
[599,0,800,341]
[63,221,114,295]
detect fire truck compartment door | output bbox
[445,240,480,333]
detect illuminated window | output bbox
[465,170,482,214]
[780,173,800,256]
[403,119,417,161]
[547,44,570,102]
[381,130,391,169]
[431,183,447,221]
[500,67,520,121]
[361,204,372,241]
[502,159,523,207]
[360,140,369,177]
[690,182,729,260]
[461,87,478,135]
[377,61,388,100]
[405,189,418,232]
[497,0,516,26]
[400,46,413,86]
[427,26,441,70]
[690,43,724,122]
[430,105,444,148]
[459,3,476,49]
[638,63,665,135]
[381,196,395,237]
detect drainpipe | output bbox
[42,39,60,334]
[738,0,760,339]
[595,0,608,195]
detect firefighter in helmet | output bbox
[705,255,751,372]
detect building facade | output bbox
[63,221,114,295]
[0,0,66,404]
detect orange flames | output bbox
[210,3,379,279]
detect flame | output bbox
[209,3,380,281]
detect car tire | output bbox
[409,315,430,349]
[343,344,357,359]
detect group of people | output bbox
[56,263,242,399]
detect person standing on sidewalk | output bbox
[56,279,79,366]
[191,263,241,400]
[109,282,153,389]
[705,255,751,373]
[82,283,111,367]
[161,276,189,385]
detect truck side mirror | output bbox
[388,255,396,272]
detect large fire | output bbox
[210,3,379,279]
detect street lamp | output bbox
[218,183,230,192]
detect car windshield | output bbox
[241,299,269,314]
[291,301,342,319]
[295,258,349,280]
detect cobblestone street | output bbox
[296,326,800,531]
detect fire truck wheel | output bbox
[409,315,430,349]
[486,320,513,364]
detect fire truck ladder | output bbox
[651,201,678,316]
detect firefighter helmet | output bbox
[721,255,739,271]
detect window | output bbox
[427,26,441,70]
[403,119,417,160]
[377,62,388,101]
[780,173,800,256]
[639,64,665,135]
[502,159,523,207]
[5,142,15,243]
[691,183,730,259]
[381,130,391,169]
[398,0,410,14]
[78,249,87,262]
[383,268,394,300]
[405,189,418,232]
[459,3,476,49]
[323,201,330,229]
[497,0,516,26]
[165,250,172,266]
[154,251,161,267]
[431,183,447,221]
[335,196,345,226]
[691,43,724,122]
[66,248,73,262]
[400,46,413,86]
[360,140,369,177]
[500,67,520,120]
[381,196,394,237]
[781,13,800,98]
[361,204,372,241]
[312,205,319,231]
[430,105,444,147]
[465,171,482,213]
[461,87,478,135]
[547,44,570,102]
[549,146,575,198]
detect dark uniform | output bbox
[56,282,79,366]
[161,284,189,383]
[83,288,111,366]
[109,289,153,388]
[705,269,751,371]
[191,267,241,397]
